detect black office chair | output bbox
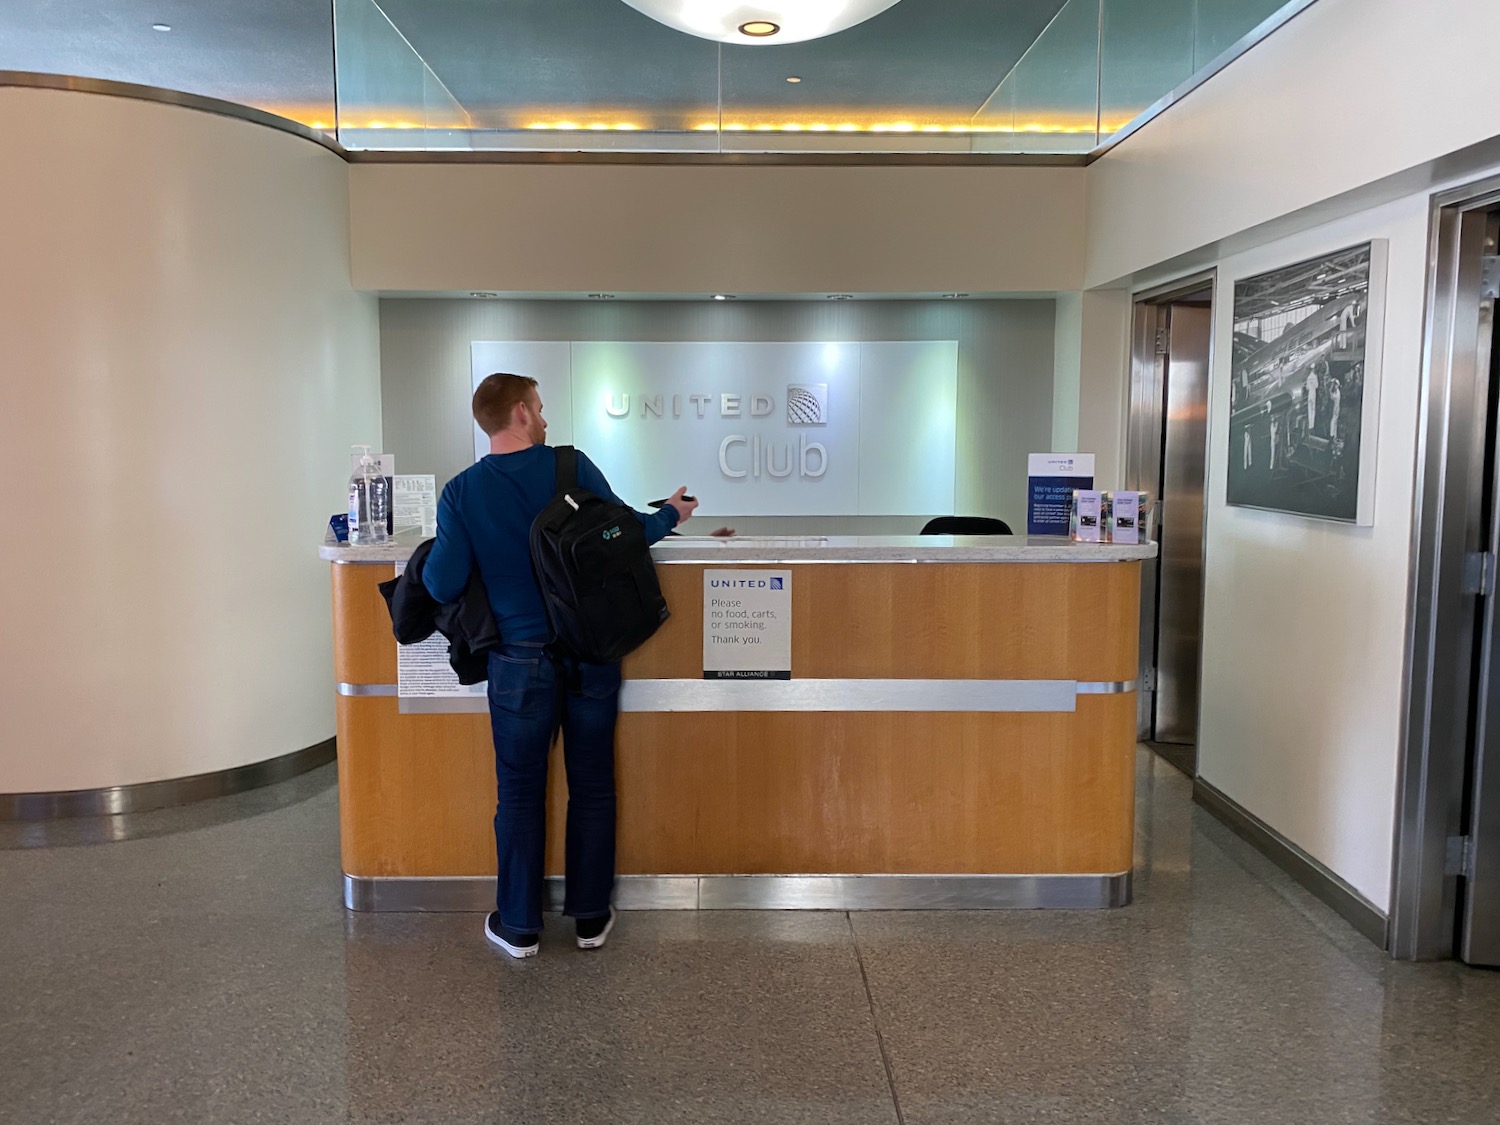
[919,516,1013,536]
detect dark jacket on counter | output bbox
[378,538,500,685]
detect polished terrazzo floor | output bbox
[4,750,1500,1124]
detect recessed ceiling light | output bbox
[739,20,779,36]
[713,294,728,301]
[786,76,802,83]
[827,294,855,301]
[152,23,171,31]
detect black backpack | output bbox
[529,446,670,664]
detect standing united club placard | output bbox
[1028,453,1096,536]
[702,570,792,680]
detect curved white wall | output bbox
[0,88,380,793]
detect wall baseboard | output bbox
[1193,777,1388,950]
[0,738,336,821]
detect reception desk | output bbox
[323,535,1155,912]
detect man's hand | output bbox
[710,527,736,538]
[665,486,699,525]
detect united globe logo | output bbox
[786,384,828,426]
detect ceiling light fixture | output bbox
[827,294,855,301]
[152,23,171,31]
[786,76,802,83]
[619,1,904,45]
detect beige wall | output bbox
[1085,0,1500,287]
[1050,293,1083,453]
[1195,197,1432,912]
[350,163,1087,296]
[1073,290,1132,490]
[0,88,381,793]
[1080,0,1500,910]
[378,298,1056,533]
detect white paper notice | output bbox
[393,474,437,536]
[397,634,487,698]
[703,570,792,680]
[393,560,486,698]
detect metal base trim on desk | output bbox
[343,871,1133,912]
[383,678,1137,716]
[0,738,336,821]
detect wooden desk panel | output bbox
[625,563,1139,683]
[332,563,398,685]
[337,694,1135,878]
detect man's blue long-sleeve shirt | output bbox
[422,445,679,642]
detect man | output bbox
[1305,365,1320,434]
[423,373,697,958]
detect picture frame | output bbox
[1225,240,1387,524]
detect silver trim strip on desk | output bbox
[1075,680,1137,695]
[387,678,1134,723]
[343,872,1132,912]
[398,693,489,713]
[337,682,398,697]
[386,678,1136,715]
[0,738,336,821]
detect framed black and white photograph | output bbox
[1226,241,1386,524]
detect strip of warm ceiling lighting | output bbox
[261,105,1119,137]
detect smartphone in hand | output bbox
[648,496,695,507]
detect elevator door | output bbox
[1154,305,1211,746]
[1460,225,1500,965]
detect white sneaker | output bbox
[485,911,539,958]
[575,907,616,950]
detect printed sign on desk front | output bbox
[703,570,792,680]
[1027,452,1096,536]
[393,560,486,699]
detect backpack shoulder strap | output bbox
[554,445,578,494]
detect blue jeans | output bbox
[486,642,621,934]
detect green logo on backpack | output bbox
[602,526,622,541]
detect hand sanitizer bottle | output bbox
[348,445,387,545]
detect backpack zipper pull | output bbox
[565,494,580,511]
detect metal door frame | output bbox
[1391,176,1500,960]
[1126,271,1216,747]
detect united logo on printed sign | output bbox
[786,384,828,426]
[769,577,784,589]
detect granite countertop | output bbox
[320,531,1157,564]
